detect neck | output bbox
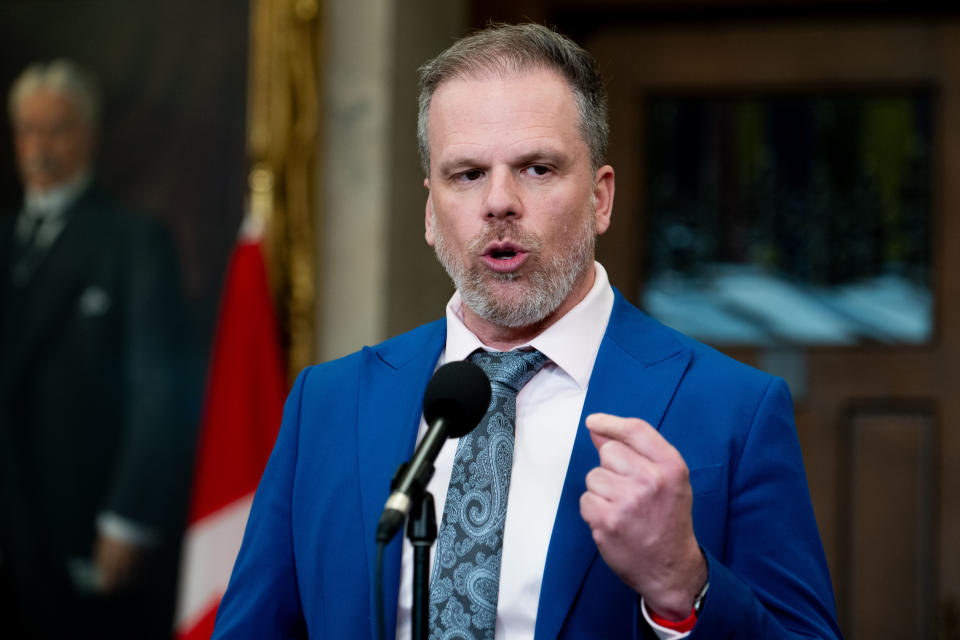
[462,264,597,351]
[24,169,93,211]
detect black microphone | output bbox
[375,360,490,543]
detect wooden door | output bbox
[588,20,960,639]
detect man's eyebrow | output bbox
[514,149,567,166]
[435,145,572,176]
[436,155,485,175]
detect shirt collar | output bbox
[22,169,93,220]
[443,262,615,390]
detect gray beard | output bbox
[432,212,596,329]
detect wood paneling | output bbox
[840,408,937,638]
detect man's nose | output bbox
[484,168,522,220]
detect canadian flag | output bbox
[173,237,288,639]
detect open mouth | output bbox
[482,243,528,272]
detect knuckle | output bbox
[597,440,614,460]
[585,467,603,488]
[641,466,664,494]
[665,459,689,487]
[603,509,627,537]
[590,526,607,547]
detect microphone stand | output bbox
[407,490,437,640]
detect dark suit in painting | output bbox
[0,184,193,639]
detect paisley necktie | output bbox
[429,348,549,639]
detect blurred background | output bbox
[0,0,958,638]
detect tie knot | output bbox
[469,348,548,393]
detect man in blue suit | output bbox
[213,23,841,639]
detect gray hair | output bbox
[417,23,609,176]
[8,59,101,126]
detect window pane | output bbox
[642,93,933,346]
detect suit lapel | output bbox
[356,320,446,639]
[535,291,692,640]
[0,212,16,410]
[0,211,16,339]
[2,189,107,384]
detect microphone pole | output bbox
[408,492,436,640]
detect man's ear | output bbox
[424,178,436,247]
[592,165,615,236]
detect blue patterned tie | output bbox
[429,349,549,640]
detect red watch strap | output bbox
[649,607,698,632]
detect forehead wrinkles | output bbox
[429,72,584,167]
[440,129,568,163]
[431,70,575,121]
[16,91,83,126]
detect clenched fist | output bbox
[579,413,707,620]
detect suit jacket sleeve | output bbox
[212,322,445,640]
[211,367,309,639]
[687,378,841,639]
[104,216,194,536]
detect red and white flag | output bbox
[174,237,288,639]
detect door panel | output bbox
[841,407,937,639]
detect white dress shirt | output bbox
[394,261,614,640]
[394,263,692,639]
[17,169,92,250]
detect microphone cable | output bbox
[376,540,387,640]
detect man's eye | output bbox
[525,165,550,177]
[458,169,483,182]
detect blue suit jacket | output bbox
[212,291,841,639]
